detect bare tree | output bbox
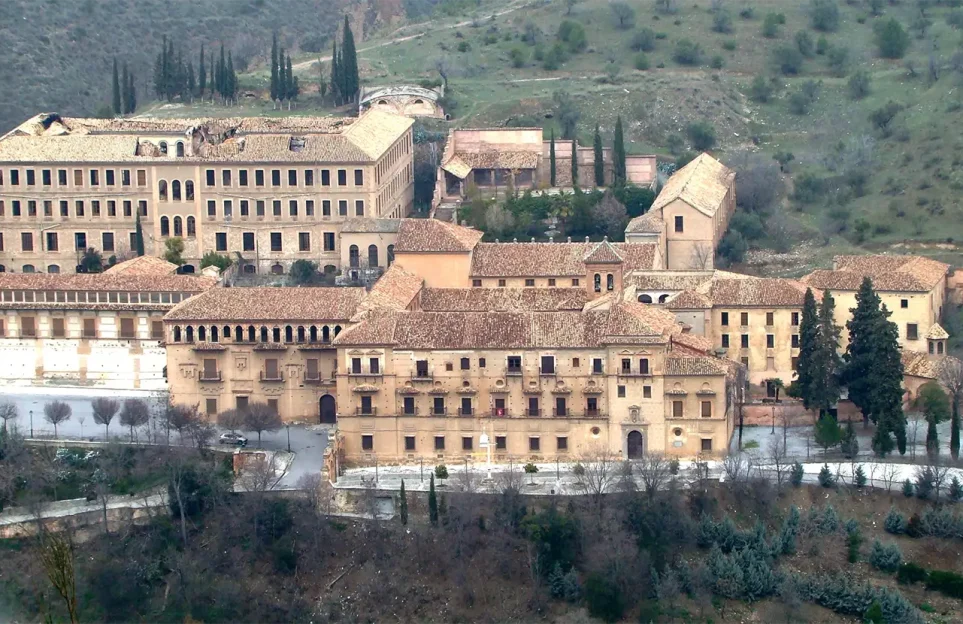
[43,401,72,438]
[722,452,754,485]
[930,458,952,501]
[237,452,282,493]
[38,531,79,624]
[572,445,619,525]
[768,434,789,487]
[691,242,714,270]
[217,408,245,433]
[636,452,672,499]
[0,401,18,433]
[91,397,120,440]
[455,458,479,494]
[119,398,150,443]
[243,402,283,447]
[939,357,963,458]
[881,463,900,493]
[908,410,924,459]
[433,56,454,92]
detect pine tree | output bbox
[428,474,438,525]
[919,382,950,460]
[549,130,557,187]
[342,16,359,102]
[120,63,130,115]
[571,139,579,188]
[593,124,604,186]
[814,413,842,454]
[112,58,122,115]
[613,115,626,186]
[854,465,867,488]
[796,288,820,410]
[399,479,408,525]
[270,33,279,102]
[840,420,858,458]
[199,43,206,99]
[134,213,145,257]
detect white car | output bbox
[219,432,248,446]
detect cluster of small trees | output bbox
[153,38,239,104]
[216,402,283,446]
[269,33,300,109]
[110,59,137,116]
[329,17,360,105]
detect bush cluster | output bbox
[794,573,924,624]
[869,540,902,572]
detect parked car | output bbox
[219,432,248,446]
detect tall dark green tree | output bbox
[134,213,145,257]
[217,44,226,99]
[126,70,137,113]
[198,43,207,98]
[153,35,168,99]
[795,288,820,410]
[111,58,122,115]
[120,63,130,115]
[341,16,359,102]
[270,33,279,102]
[613,115,626,186]
[286,55,298,105]
[226,52,236,102]
[399,479,408,525]
[571,140,579,188]
[330,39,342,104]
[186,61,195,100]
[549,130,557,187]
[428,474,438,525]
[166,38,176,100]
[812,289,842,415]
[278,47,287,102]
[593,124,604,186]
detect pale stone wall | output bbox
[394,252,472,288]
[707,307,800,387]
[831,287,942,353]
[661,199,716,270]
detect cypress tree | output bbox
[218,44,226,99]
[813,289,842,416]
[278,47,287,102]
[342,16,359,102]
[613,115,626,186]
[399,479,408,525]
[953,403,961,459]
[226,52,236,103]
[134,213,145,257]
[112,58,122,115]
[199,43,206,98]
[120,63,130,114]
[286,55,296,106]
[166,38,176,100]
[571,139,579,188]
[270,33,279,102]
[428,474,438,525]
[795,288,820,411]
[187,61,195,100]
[126,71,137,113]
[331,39,341,104]
[154,36,168,99]
[593,124,604,186]
[549,130,557,187]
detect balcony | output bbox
[539,366,556,376]
[506,366,523,376]
[430,407,447,416]
[355,407,377,416]
[259,371,285,382]
[457,408,474,417]
[584,409,604,419]
[552,408,568,417]
[199,371,222,382]
[303,373,333,385]
[491,408,510,418]
[400,407,419,416]
[619,368,651,377]
[411,371,433,382]
[349,370,383,377]
[527,408,543,417]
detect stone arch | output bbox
[627,430,645,459]
[297,326,306,342]
[594,273,601,292]
[22,265,36,273]
[243,264,256,274]
[639,294,652,303]
[235,325,243,342]
[173,216,183,237]
[260,326,268,342]
[180,264,195,274]
[322,325,330,342]
[323,264,337,275]
[334,325,342,336]
[160,216,170,237]
[247,325,256,342]
[158,179,168,201]
[171,180,181,201]
[284,325,293,343]
[47,264,61,273]
[211,326,219,342]
[198,326,206,341]
[271,263,284,275]
[658,294,669,303]
[185,326,195,343]
[320,394,337,424]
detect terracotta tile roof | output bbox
[469,242,657,277]
[103,255,179,276]
[901,351,938,379]
[440,156,472,179]
[439,128,543,177]
[340,218,402,234]
[457,151,540,170]
[709,278,809,307]
[0,272,216,293]
[394,219,484,253]
[354,265,423,317]
[671,332,715,353]
[165,286,365,322]
[664,356,728,376]
[650,153,735,217]
[625,211,665,234]
[419,287,589,312]
[0,110,412,164]
[583,240,624,265]
[665,290,714,310]
[802,255,950,293]
[926,323,950,340]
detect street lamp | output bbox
[285,423,291,453]
[29,409,33,438]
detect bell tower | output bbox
[583,238,624,300]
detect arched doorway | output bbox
[320,394,337,424]
[627,430,644,459]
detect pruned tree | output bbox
[43,401,72,438]
[0,402,18,433]
[691,242,714,270]
[768,434,789,487]
[572,444,619,525]
[635,452,672,499]
[217,408,245,433]
[91,397,120,440]
[243,402,283,447]
[119,398,149,443]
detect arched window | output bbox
[414,99,425,104]
[247,326,256,342]
[658,294,669,303]
[285,326,293,343]
[334,325,342,336]
[222,326,231,341]
[639,294,653,303]
[244,264,256,274]
[271,263,284,275]
[173,326,182,342]
[180,264,195,274]
[349,245,360,268]
[377,99,388,105]
[198,326,206,341]
[22,264,36,273]
[234,326,243,342]
[387,245,395,266]
[186,216,196,237]
[606,274,614,291]
[158,180,168,201]
[160,216,170,237]
[273,327,281,343]
[210,326,219,342]
[159,141,168,155]
[297,326,306,342]
[368,244,379,268]
[324,265,336,275]
[185,326,194,343]
[260,326,268,342]
[176,142,185,157]
[310,326,318,342]
[594,273,601,293]
[172,180,181,201]
[322,326,330,342]
[185,180,194,200]
[173,216,183,237]
[47,265,60,274]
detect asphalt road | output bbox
[0,388,328,487]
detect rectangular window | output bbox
[673,400,683,418]
[740,312,749,326]
[643,385,652,398]
[497,279,506,287]
[136,169,146,186]
[105,170,115,186]
[306,200,314,216]
[27,200,36,217]
[21,232,33,251]
[120,318,135,339]
[255,170,265,186]
[46,232,58,251]
[337,169,347,186]
[525,279,535,287]
[240,200,249,217]
[721,312,729,326]
[721,334,729,348]
[216,232,227,251]
[792,356,799,370]
[701,401,712,418]
[321,170,331,186]
[541,355,555,374]
[548,278,556,286]
[791,334,799,348]
[298,232,310,251]
[496,435,507,450]
[207,200,216,217]
[305,170,314,186]
[766,334,774,349]
[20,317,36,337]
[572,358,580,367]
[435,436,445,451]
[370,358,381,374]
[433,397,446,415]
[901,299,909,309]
[206,169,215,186]
[264,358,279,379]
[907,324,918,340]
[557,436,568,451]
[59,200,68,217]
[26,169,35,186]
[9,170,19,185]
[322,200,331,217]
[791,312,800,326]
[273,200,281,217]
[460,397,472,416]
[75,200,84,217]
[224,200,233,217]
[674,215,683,232]
[270,232,282,252]
[572,278,580,286]
[355,200,364,217]
[741,334,749,349]
[338,200,347,216]
[83,318,96,338]
[617,385,626,398]
[351,357,362,374]
[360,395,373,414]
[288,169,297,186]
[102,232,114,252]
[289,200,298,216]
[89,170,99,186]
[640,358,649,375]
[472,279,482,287]
[256,200,265,217]
[151,321,164,340]
[139,200,147,217]
[271,170,281,186]
[123,200,132,217]
[701,439,713,452]
[236,396,249,411]
[404,436,416,452]
[592,358,603,374]
[206,399,218,416]
[403,397,415,415]
[51,318,65,338]
[462,436,473,451]
[73,169,82,186]
[239,170,248,186]
[354,169,364,186]
[243,232,255,251]
[479,357,486,368]
[106,200,116,217]
[12,200,21,217]
[43,169,52,185]
[362,435,373,451]
[59,169,69,185]
[766,312,774,326]
[129,232,137,250]
[460,357,470,370]
[529,437,540,452]
[323,232,335,251]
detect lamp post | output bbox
[29,409,34,438]
[285,423,291,452]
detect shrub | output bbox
[633,53,650,70]
[730,212,765,241]
[762,13,782,37]
[897,563,928,585]
[289,259,320,285]
[827,45,849,76]
[875,18,910,59]
[795,573,923,622]
[200,251,232,272]
[789,90,812,115]
[557,20,587,53]
[915,466,935,500]
[716,230,747,265]
[722,39,737,51]
[884,508,907,535]
[853,465,867,488]
[950,476,963,502]
[926,570,963,599]
[792,172,824,203]
[869,101,902,135]
[584,572,625,622]
[739,7,754,19]
[509,47,526,68]
[906,512,922,538]
[790,462,804,486]
[847,527,862,563]
[795,30,815,57]
[687,121,716,150]
[810,0,840,32]
[548,563,581,602]
[712,10,733,33]
[919,507,959,538]
[673,39,703,65]
[865,602,884,624]
[748,75,773,103]
[773,45,804,74]
[848,70,871,99]
[820,505,840,533]
[630,28,656,51]
[457,41,471,52]
[543,43,567,70]
[902,478,914,497]
[710,55,724,69]
[869,541,903,572]
[816,35,829,55]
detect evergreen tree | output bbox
[840,420,858,458]
[217,44,226,99]
[613,115,626,186]
[280,47,288,101]
[814,413,842,454]
[112,58,122,115]
[154,35,168,99]
[953,405,961,460]
[270,33,279,102]
[342,16,359,102]
[571,139,579,188]
[331,38,341,104]
[593,124,604,186]
[844,277,884,426]
[134,213,145,257]
[126,71,137,113]
[209,51,215,100]
[286,55,297,105]
[795,288,820,410]
[120,63,130,115]
[199,43,206,98]
[226,52,236,103]
[399,479,408,525]
[428,474,438,525]
[813,289,842,415]
[187,61,195,100]
[166,38,176,100]
[919,382,950,460]
[550,130,557,187]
